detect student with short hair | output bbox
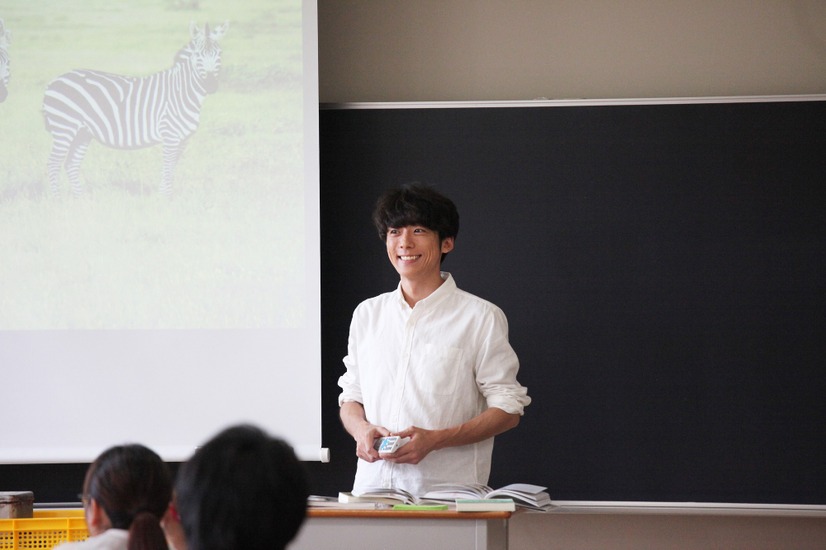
[171,424,308,550]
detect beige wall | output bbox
[510,510,826,550]
[318,0,826,103]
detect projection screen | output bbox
[0,0,324,462]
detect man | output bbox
[338,183,531,496]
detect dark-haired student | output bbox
[338,183,531,496]
[57,444,173,550]
[166,424,308,550]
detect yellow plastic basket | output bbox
[0,510,88,549]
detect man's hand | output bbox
[378,426,440,464]
[354,423,391,463]
[340,401,390,463]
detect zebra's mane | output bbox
[172,42,196,65]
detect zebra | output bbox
[42,21,228,195]
[0,19,10,103]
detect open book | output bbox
[341,483,553,511]
[339,487,428,506]
[422,483,554,511]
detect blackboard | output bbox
[316,98,826,505]
[3,97,825,505]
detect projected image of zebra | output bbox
[42,21,228,195]
[0,19,10,103]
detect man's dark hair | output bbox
[175,424,308,550]
[372,183,460,242]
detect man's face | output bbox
[385,225,454,282]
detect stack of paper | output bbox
[455,498,516,512]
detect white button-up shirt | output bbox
[338,272,531,496]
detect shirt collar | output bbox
[394,272,456,309]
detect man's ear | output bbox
[441,237,455,254]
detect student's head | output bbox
[82,444,172,550]
[174,424,308,550]
[372,183,460,251]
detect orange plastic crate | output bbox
[0,510,88,549]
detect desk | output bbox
[510,502,826,550]
[289,509,511,550]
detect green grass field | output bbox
[0,0,308,329]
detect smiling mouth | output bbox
[399,255,420,261]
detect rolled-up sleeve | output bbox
[475,306,531,415]
[337,313,364,407]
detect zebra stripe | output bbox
[42,21,228,194]
[0,19,10,103]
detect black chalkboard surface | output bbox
[317,98,826,505]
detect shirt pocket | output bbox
[414,343,464,396]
